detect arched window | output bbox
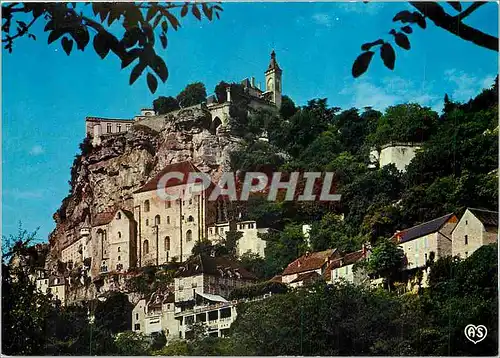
[165,236,170,251]
[187,215,194,222]
[144,200,150,212]
[116,212,121,220]
[186,230,192,242]
[118,256,121,261]
[118,246,121,252]
[143,240,149,254]
[166,201,171,209]
[118,231,121,238]
[155,215,161,225]
[167,216,170,224]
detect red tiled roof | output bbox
[289,271,321,284]
[269,275,282,283]
[282,249,337,276]
[134,161,203,194]
[323,250,366,281]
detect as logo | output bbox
[464,324,487,344]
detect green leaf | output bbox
[380,43,395,70]
[147,73,158,94]
[93,32,110,59]
[352,51,374,78]
[159,33,167,49]
[394,32,411,50]
[150,55,168,82]
[192,4,201,20]
[401,25,413,34]
[61,37,73,56]
[181,3,189,17]
[146,5,157,21]
[202,3,213,20]
[129,61,146,85]
[361,39,384,51]
[48,29,64,44]
[164,11,180,30]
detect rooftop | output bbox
[282,249,337,276]
[394,213,456,244]
[175,254,257,280]
[468,208,499,227]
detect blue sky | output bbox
[2,2,498,243]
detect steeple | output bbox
[265,50,282,108]
[267,50,281,72]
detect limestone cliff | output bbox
[47,105,242,267]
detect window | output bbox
[126,124,131,131]
[215,227,219,234]
[117,124,121,132]
[145,219,149,226]
[465,235,468,245]
[118,231,121,238]
[186,230,193,242]
[166,201,171,209]
[136,313,139,320]
[107,123,112,133]
[134,323,140,330]
[117,212,121,220]
[424,253,428,264]
[118,256,121,261]
[144,200,150,212]
[165,236,170,251]
[465,251,469,258]
[118,246,121,252]
[167,216,170,224]
[465,220,468,225]
[143,240,149,254]
[155,215,161,225]
[209,228,213,235]
[187,215,194,222]
[345,266,349,275]
[189,199,193,205]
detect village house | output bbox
[281,249,339,287]
[325,245,371,285]
[89,208,137,277]
[393,213,458,270]
[451,208,498,259]
[206,220,268,258]
[132,292,179,340]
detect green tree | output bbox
[114,331,151,355]
[363,239,405,290]
[308,213,357,252]
[153,96,179,114]
[279,95,298,120]
[176,82,207,107]
[2,3,223,93]
[94,292,133,334]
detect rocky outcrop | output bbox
[47,105,242,270]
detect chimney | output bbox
[251,77,255,88]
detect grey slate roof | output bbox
[469,208,499,227]
[397,213,456,244]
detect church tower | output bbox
[265,50,282,109]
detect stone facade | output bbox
[206,220,268,258]
[452,208,498,259]
[369,143,422,172]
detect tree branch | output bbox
[2,16,38,43]
[409,1,498,51]
[455,2,487,20]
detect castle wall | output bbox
[378,144,421,172]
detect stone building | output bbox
[369,142,422,172]
[90,208,137,277]
[325,246,370,285]
[281,249,339,286]
[206,220,268,258]
[393,213,458,285]
[451,208,498,259]
[132,292,179,339]
[133,161,217,265]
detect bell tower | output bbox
[265,50,282,109]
